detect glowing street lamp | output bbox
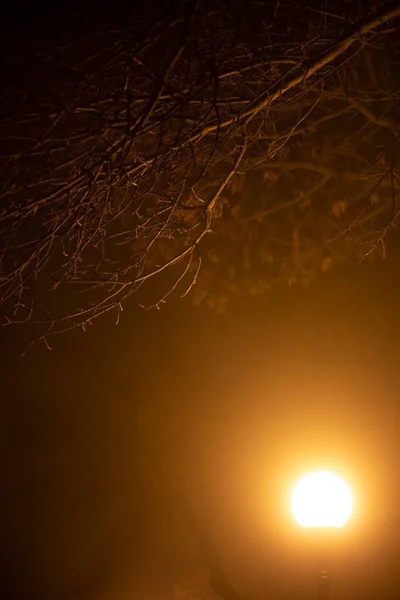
[290,470,354,599]
[291,470,353,529]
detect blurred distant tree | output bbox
[0,0,400,337]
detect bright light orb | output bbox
[291,470,353,528]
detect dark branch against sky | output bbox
[1,0,400,337]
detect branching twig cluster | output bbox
[0,0,399,336]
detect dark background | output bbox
[2,1,400,598]
[1,255,400,599]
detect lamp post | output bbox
[290,470,353,600]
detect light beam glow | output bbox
[291,470,353,528]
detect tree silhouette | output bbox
[1,0,399,338]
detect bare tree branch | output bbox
[0,0,399,332]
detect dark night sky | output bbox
[1,257,400,599]
[1,3,400,599]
